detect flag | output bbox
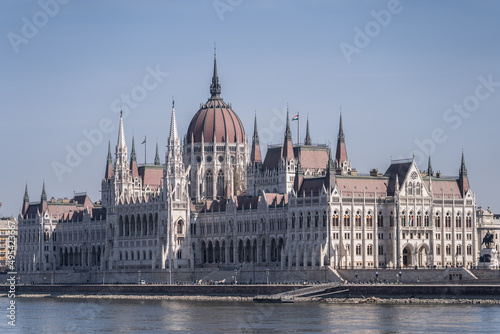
[141,136,146,144]
[0,202,2,208]
[409,215,414,226]
[292,115,299,121]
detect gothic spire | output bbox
[210,47,221,99]
[283,107,294,161]
[130,136,137,162]
[41,181,47,202]
[460,149,467,176]
[250,113,262,164]
[117,110,126,149]
[335,112,349,172]
[24,183,29,202]
[154,141,160,165]
[105,140,114,180]
[107,140,112,164]
[304,116,312,145]
[169,100,179,143]
[427,154,433,177]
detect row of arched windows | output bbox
[118,213,158,237]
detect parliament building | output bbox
[16,56,479,283]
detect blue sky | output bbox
[1,0,499,216]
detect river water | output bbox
[2,297,500,333]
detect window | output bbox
[446,245,451,256]
[205,170,213,198]
[456,245,462,256]
[355,214,361,228]
[445,213,451,228]
[390,213,394,227]
[356,244,362,256]
[378,245,383,255]
[332,213,339,227]
[377,212,383,228]
[177,220,183,234]
[367,244,373,256]
[466,214,472,228]
[344,213,350,228]
[366,214,373,228]
[424,213,430,227]
[216,170,224,197]
[435,214,441,228]
[456,214,462,228]
[467,245,472,255]
[436,245,441,256]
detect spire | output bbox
[458,149,469,196]
[105,140,114,180]
[304,116,311,145]
[24,183,29,202]
[427,154,433,177]
[210,46,221,99]
[460,149,467,176]
[338,112,345,142]
[154,141,160,165]
[283,107,294,161]
[250,113,262,164]
[117,110,126,149]
[335,111,350,173]
[169,100,179,143]
[22,183,30,215]
[130,136,139,178]
[41,181,47,202]
[130,136,137,162]
[294,156,304,194]
[326,149,336,191]
[107,140,112,164]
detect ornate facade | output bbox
[17,56,479,281]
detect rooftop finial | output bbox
[210,46,221,99]
[305,115,312,145]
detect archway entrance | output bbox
[418,247,428,268]
[403,247,412,267]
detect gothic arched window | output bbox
[217,170,224,198]
[205,170,213,198]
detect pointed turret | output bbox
[130,136,139,178]
[210,48,221,99]
[22,183,30,215]
[282,108,294,161]
[293,156,304,194]
[458,150,470,196]
[105,140,114,180]
[304,117,312,145]
[169,100,179,144]
[41,181,47,202]
[154,141,160,165]
[427,155,433,177]
[250,114,262,164]
[117,110,126,149]
[334,112,351,174]
[325,149,336,192]
[40,181,47,213]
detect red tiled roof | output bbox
[138,166,163,190]
[336,177,388,197]
[424,179,463,199]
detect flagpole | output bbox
[297,112,299,146]
[144,136,147,165]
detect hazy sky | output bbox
[1,0,499,216]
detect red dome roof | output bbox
[186,99,245,144]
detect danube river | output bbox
[2,297,500,333]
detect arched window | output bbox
[416,182,421,195]
[217,170,224,198]
[177,249,182,259]
[424,212,430,227]
[407,182,413,195]
[355,213,361,228]
[417,212,422,227]
[401,212,406,227]
[436,245,441,256]
[307,212,311,228]
[177,220,184,234]
[205,170,213,198]
[456,213,462,228]
[343,212,350,227]
[332,212,339,227]
[457,245,462,256]
[315,211,319,228]
[377,212,383,228]
[367,244,373,256]
[292,213,296,229]
[435,212,441,228]
[355,244,362,256]
[366,214,373,228]
[445,213,451,228]
[446,245,451,256]
[299,212,303,228]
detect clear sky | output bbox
[1,0,499,217]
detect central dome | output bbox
[186,55,245,144]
